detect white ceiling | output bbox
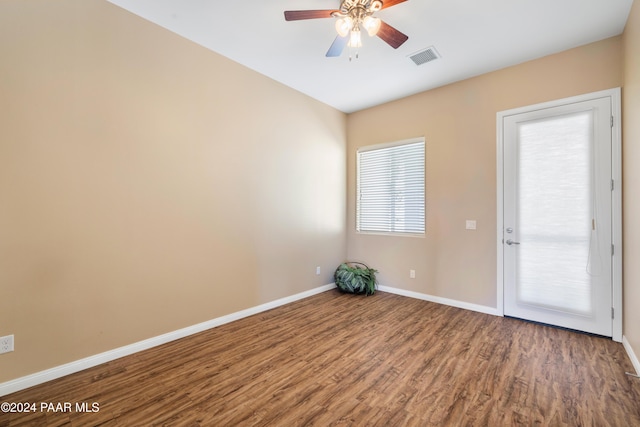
[106,0,634,113]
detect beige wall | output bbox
[623,0,640,365]
[347,37,623,309]
[0,0,347,382]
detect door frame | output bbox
[496,88,622,342]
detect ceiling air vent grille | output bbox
[409,47,440,66]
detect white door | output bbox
[502,96,613,336]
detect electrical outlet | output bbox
[410,269,416,279]
[0,335,14,354]
[316,266,321,275]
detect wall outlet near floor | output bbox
[409,269,416,279]
[0,335,14,354]
[466,220,477,230]
[316,266,321,275]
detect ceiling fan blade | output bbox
[284,10,336,21]
[377,20,409,49]
[381,0,408,10]
[326,34,349,57]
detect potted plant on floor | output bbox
[334,262,378,296]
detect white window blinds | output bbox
[357,138,425,235]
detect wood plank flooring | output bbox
[1,290,639,426]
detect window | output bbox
[356,138,425,235]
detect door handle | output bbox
[505,239,520,245]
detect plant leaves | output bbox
[335,262,378,294]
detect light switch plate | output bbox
[466,220,477,230]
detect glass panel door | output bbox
[517,112,593,314]
[503,97,612,336]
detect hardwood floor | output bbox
[1,290,639,426]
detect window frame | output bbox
[356,137,426,237]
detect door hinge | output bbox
[611,116,614,128]
[612,307,615,319]
[612,244,615,256]
[611,179,615,191]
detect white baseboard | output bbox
[0,283,336,397]
[623,335,640,375]
[378,285,500,317]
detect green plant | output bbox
[334,262,378,296]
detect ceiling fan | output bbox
[284,0,409,58]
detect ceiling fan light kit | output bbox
[284,0,409,58]
[349,27,362,48]
[335,16,353,37]
[362,15,382,37]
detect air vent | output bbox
[409,46,440,66]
